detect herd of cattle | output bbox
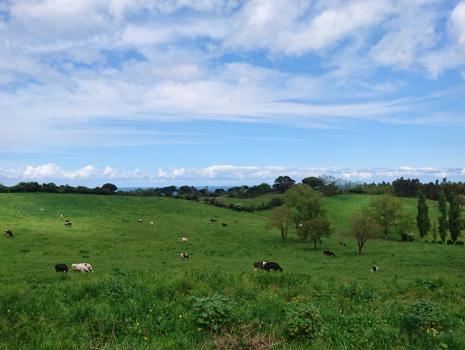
[3,208,381,274]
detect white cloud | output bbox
[1,163,463,185]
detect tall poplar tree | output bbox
[416,190,430,239]
[449,193,461,242]
[438,191,448,243]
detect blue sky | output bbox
[1,0,465,186]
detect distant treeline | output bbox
[2,175,465,202]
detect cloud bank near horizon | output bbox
[1,163,464,186]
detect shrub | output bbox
[447,240,454,245]
[284,302,322,341]
[401,300,445,338]
[191,294,234,332]
[455,240,464,246]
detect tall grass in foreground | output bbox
[1,271,464,349]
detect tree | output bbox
[347,210,382,255]
[449,193,461,243]
[102,183,118,194]
[298,217,332,249]
[416,190,430,239]
[273,176,296,193]
[284,185,324,224]
[396,211,414,241]
[438,191,448,243]
[267,206,293,239]
[302,177,324,190]
[369,195,402,239]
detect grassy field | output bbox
[0,193,464,349]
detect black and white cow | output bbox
[122,217,129,223]
[371,265,380,272]
[4,229,13,238]
[210,219,217,223]
[253,261,283,272]
[55,264,69,273]
[64,220,72,227]
[137,219,143,223]
[180,252,189,260]
[323,250,335,257]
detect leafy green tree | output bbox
[347,210,382,255]
[102,183,118,194]
[369,195,402,239]
[438,191,448,242]
[273,176,296,193]
[396,211,414,241]
[267,206,293,239]
[449,193,462,243]
[416,190,430,239]
[284,185,324,224]
[298,217,332,249]
[302,177,324,190]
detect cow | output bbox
[233,220,239,224]
[122,217,129,223]
[4,229,13,238]
[180,252,189,260]
[371,265,380,272]
[179,237,188,242]
[60,213,64,219]
[254,261,283,272]
[39,208,45,212]
[64,220,72,227]
[137,219,143,223]
[210,219,217,223]
[222,223,228,227]
[149,221,154,225]
[72,263,93,273]
[55,264,69,273]
[323,250,335,257]
[338,241,346,247]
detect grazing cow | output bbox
[210,219,217,223]
[253,261,283,272]
[180,252,189,260]
[122,217,129,223]
[323,250,336,257]
[338,241,346,247]
[4,229,13,238]
[179,237,188,242]
[233,220,239,224]
[72,263,93,273]
[149,221,154,225]
[55,264,69,273]
[137,219,143,223]
[64,220,72,227]
[371,265,380,272]
[222,223,228,227]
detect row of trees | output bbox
[267,188,464,254]
[0,182,119,195]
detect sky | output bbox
[1,0,465,186]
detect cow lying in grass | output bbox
[323,250,335,257]
[4,229,13,238]
[55,264,68,273]
[179,237,188,242]
[72,263,93,273]
[253,261,283,272]
[180,252,189,260]
[64,220,72,227]
[371,265,380,272]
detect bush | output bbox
[401,300,445,338]
[455,240,464,246]
[447,240,454,245]
[284,302,322,341]
[191,294,234,332]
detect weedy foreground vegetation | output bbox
[1,193,464,349]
